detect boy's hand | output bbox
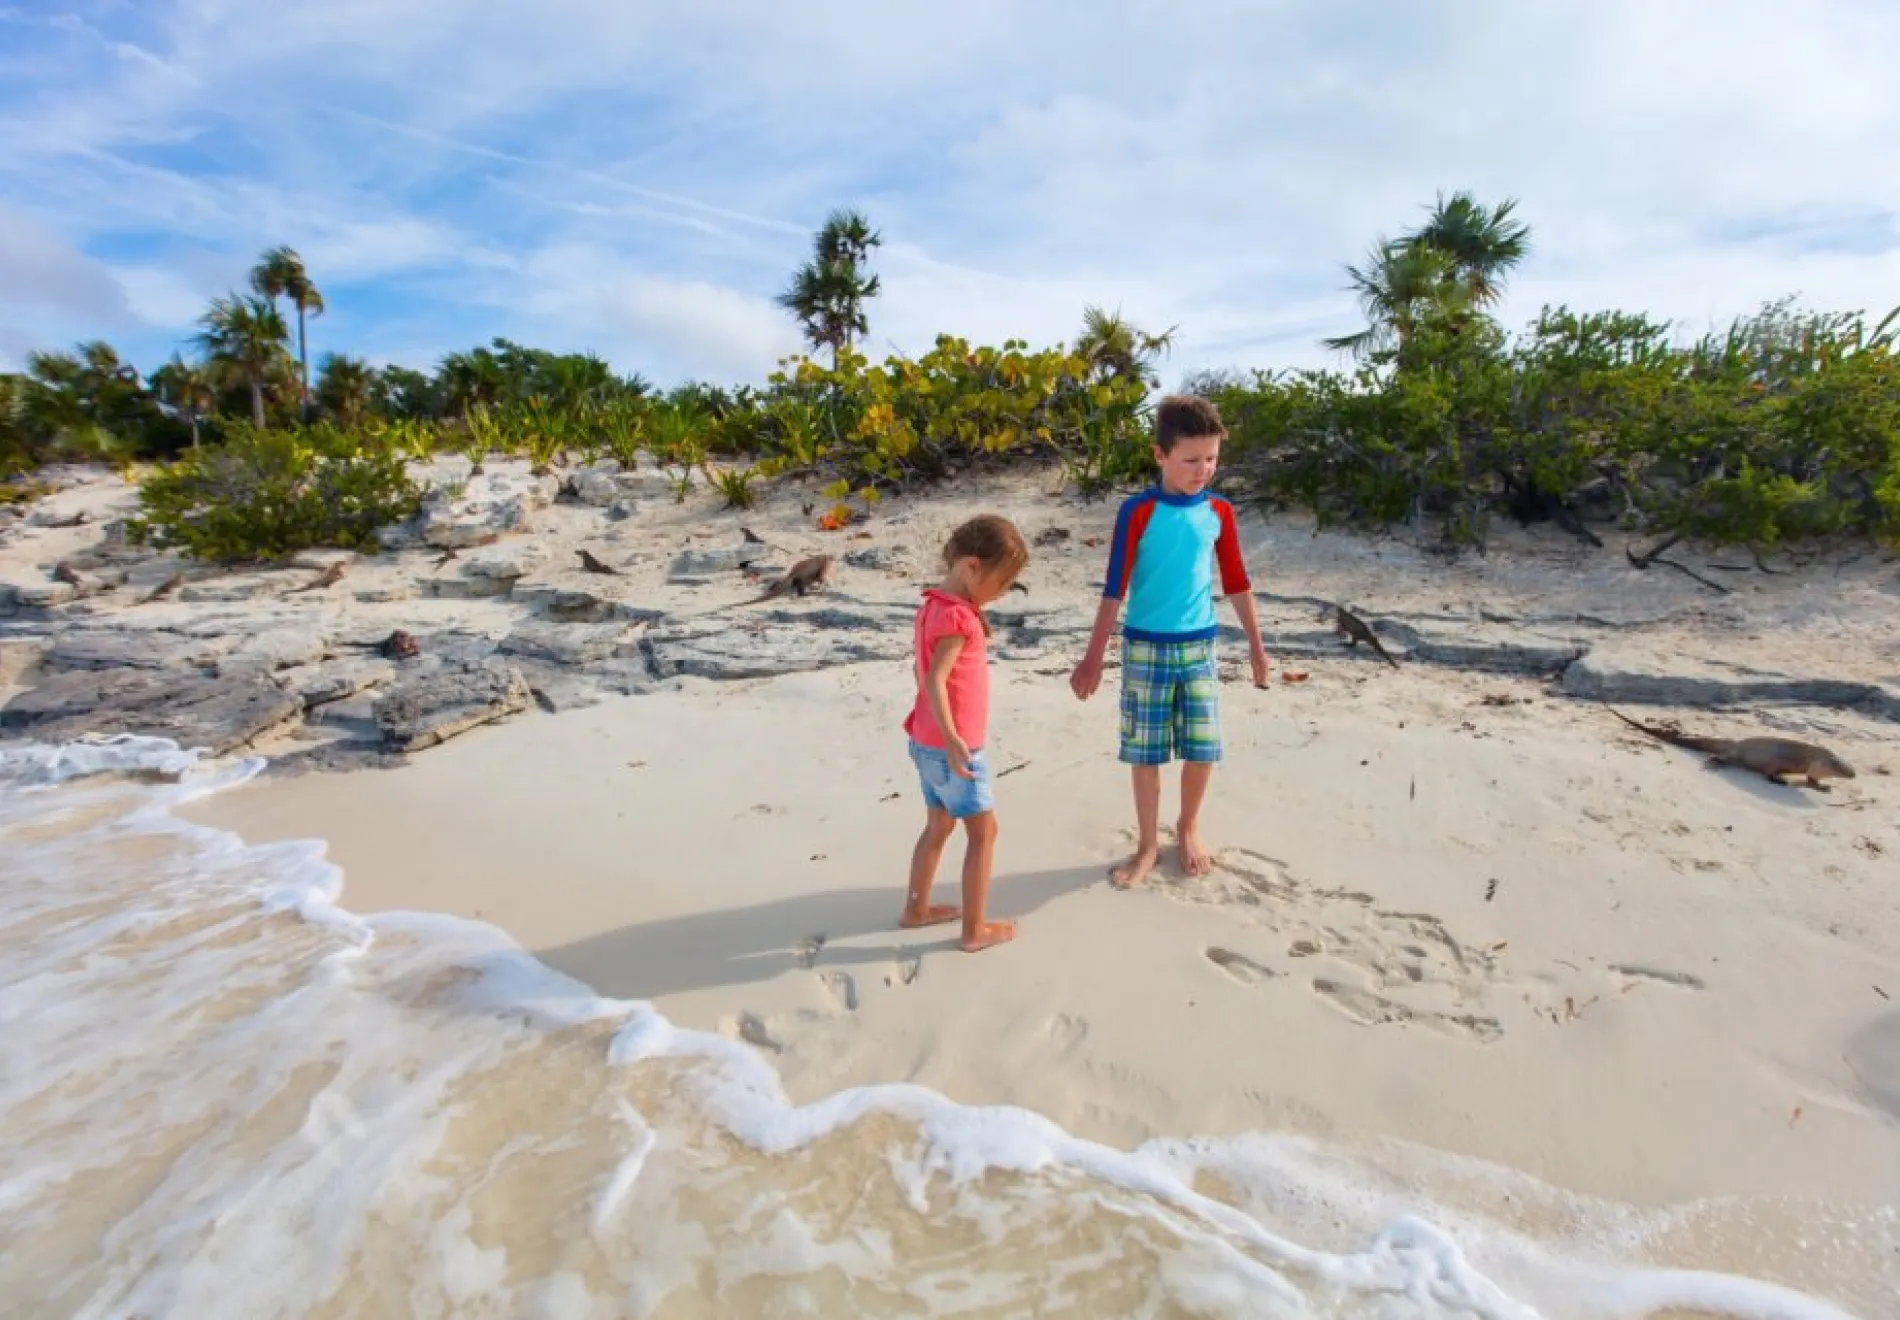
[1251,649,1271,688]
[945,737,975,780]
[1069,655,1103,701]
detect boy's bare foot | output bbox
[960,919,1015,952]
[1177,824,1213,877]
[1110,844,1161,889]
[900,904,961,929]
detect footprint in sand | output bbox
[1046,1013,1090,1054]
[726,1012,783,1054]
[818,970,859,1012]
[1610,964,1707,991]
[794,934,826,970]
[1311,978,1504,1043]
[1205,947,1279,985]
[884,955,921,988]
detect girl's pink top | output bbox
[902,588,988,750]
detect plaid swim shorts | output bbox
[1118,636,1222,765]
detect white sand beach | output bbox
[5,463,1898,1315]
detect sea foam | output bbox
[0,737,1879,1319]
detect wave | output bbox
[0,737,1873,1319]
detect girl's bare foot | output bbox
[1176,824,1213,877]
[960,919,1015,952]
[900,904,961,929]
[1110,844,1160,889]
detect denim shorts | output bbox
[908,740,996,819]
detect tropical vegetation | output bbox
[3,194,1895,563]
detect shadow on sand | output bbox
[533,863,1105,1003]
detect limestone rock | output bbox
[220,627,331,673]
[513,584,664,625]
[463,543,547,580]
[44,630,228,673]
[0,640,46,687]
[1559,649,1886,710]
[498,620,628,666]
[420,495,535,549]
[8,582,76,610]
[606,499,638,522]
[425,574,518,600]
[353,584,417,603]
[280,656,397,708]
[844,546,900,571]
[644,619,907,680]
[179,575,290,604]
[564,468,622,507]
[0,667,304,756]
[670,541,769,579]
[372,661,531,752]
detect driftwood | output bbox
[1626,532,1731,595]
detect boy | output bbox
[1068,394,1269,887]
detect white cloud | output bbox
[493,245,803,383]
[0,0,1895,386]
[0,202,130,323]
[0,202,134,367]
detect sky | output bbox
[2,0,1897,390]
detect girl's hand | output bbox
[945,738,975,779]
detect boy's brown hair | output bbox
[943,513,1029,635]
[1154,394,1226,453]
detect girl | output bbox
[900,514,1029,952]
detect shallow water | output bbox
[0,737,1889,1319]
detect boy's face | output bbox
[1154,434,1221,496]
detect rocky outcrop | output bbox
[643,616,909,680]
[8,459,1898,788]
[498,620,630,667]
[371,660,532,752]
[281,656,397,709]
[670,540,770,580]
[1559,648,1899,713]
[0,667,304,756]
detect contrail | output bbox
[320,105,807,239]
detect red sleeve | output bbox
[1212,499,1252,596]
[1102,494,1153,600]
[922,598,981,649]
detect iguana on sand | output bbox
[1608,707,1855,790]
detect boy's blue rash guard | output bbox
[1101,487,1253,643]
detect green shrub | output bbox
[126,423,420,562]
[709,464,760,509]
[1217,300,1900,550]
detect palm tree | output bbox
[1323,240,1468,362]
[541,353,616,412]
[439,348,507,414]
[815,208,880,270]
[0,373,30,472]
[1401,191,1531,307]
[250,246,325,421]
[21,350,89,444]
[314,352,376,431]
[1073,306,1176,387]
[17,347,141,459]
[777,208,882,366]
[195,293,291,428]
[150,354,216,448]
[1324,192,1531,364]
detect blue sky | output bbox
[2,0,1897,388]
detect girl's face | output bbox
[953,556,1019,605]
